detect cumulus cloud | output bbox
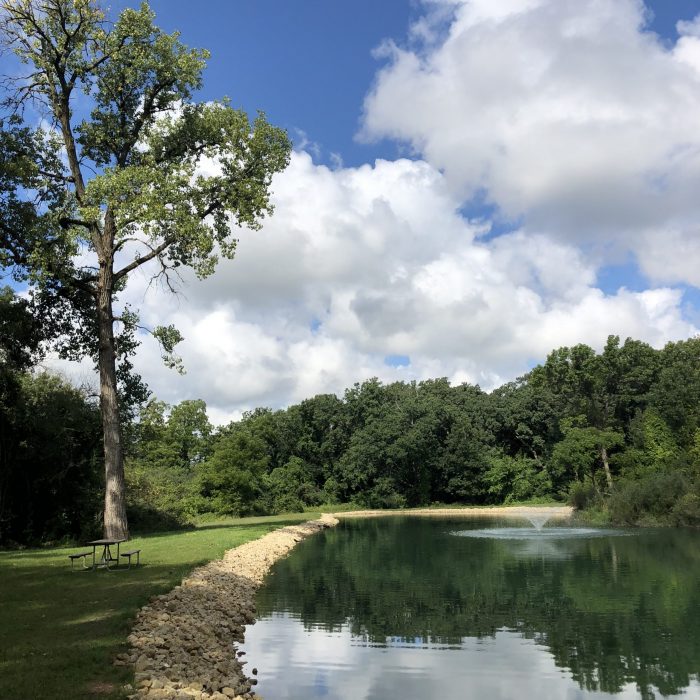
[66,151,692,423]
[360,0,700,284]
[42,2,700,420]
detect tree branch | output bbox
[113,237,173,282]
[58,216,91,230]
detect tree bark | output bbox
[97,224,128,540]
[600,445,613,491]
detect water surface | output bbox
[244,516,700,699]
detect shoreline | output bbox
[123,506,572,699]
[124,514,339,700]
[334,505,574,519]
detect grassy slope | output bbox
[0,513,318,700]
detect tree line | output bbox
[124,333,699,529]
[3,289,699,545]
[4,1,698,546]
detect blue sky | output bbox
[108,1,698,158]
[4,0,700,422]
[109,0,700,169]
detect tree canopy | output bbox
[0,0,291,538]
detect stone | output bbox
[126,516,339,699]
[135,655,152,672]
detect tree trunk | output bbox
[600,445,613,491]
[97,264,129,540]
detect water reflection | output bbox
[244,517,700,699]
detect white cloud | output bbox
[636,227,700,287]
[42,2,700,421]
[360,0,700,285]
[81,151,694,423]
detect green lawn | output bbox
[0,513,318,700]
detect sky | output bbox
[6,0,700,424]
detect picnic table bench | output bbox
[68,538,138,571]
[120,549,141,569]
[68,550,94,570]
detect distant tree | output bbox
[166,399,212,468]
[491,378,561,489]
[483,453,551,504]
[0,287,45,538]
[0,0,291,537]
[648,337,700,445]
[199,427,270,516]
[531,336,657,491]
[266,456,320,514]
[551,419,624,493]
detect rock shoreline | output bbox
[121,514,339,700]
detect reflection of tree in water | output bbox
[256,518,700,699]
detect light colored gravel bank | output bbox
[336,505,574,520]
[121,515,339,700]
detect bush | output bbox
[125,459,199,529]
[265,457,321,514]
[359,478,407,509]
[671,491,700,527]
[126,502,192,533]
[608,472,689,525]
[568,481,598,511]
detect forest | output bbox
[2,283,699,545]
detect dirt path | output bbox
[334,505,574,520]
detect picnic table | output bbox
[87,538,126,570]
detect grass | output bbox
[0,512,318,700]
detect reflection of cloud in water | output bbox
[243,617,697,700]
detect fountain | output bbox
[525,514,550,530]
[450,508,627,543]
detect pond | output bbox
[243,516,700,699]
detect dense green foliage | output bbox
[123,334,700,529]
[3,318,700,544]
[0,287,102,544]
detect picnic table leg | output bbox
[92,545,97,570]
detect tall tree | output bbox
[0,0,291,537]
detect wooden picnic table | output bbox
[86,538,126,570]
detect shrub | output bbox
[568,481,598,511]
[359,478,407,509]
[608,472,689,525]
[671,491,700,527]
